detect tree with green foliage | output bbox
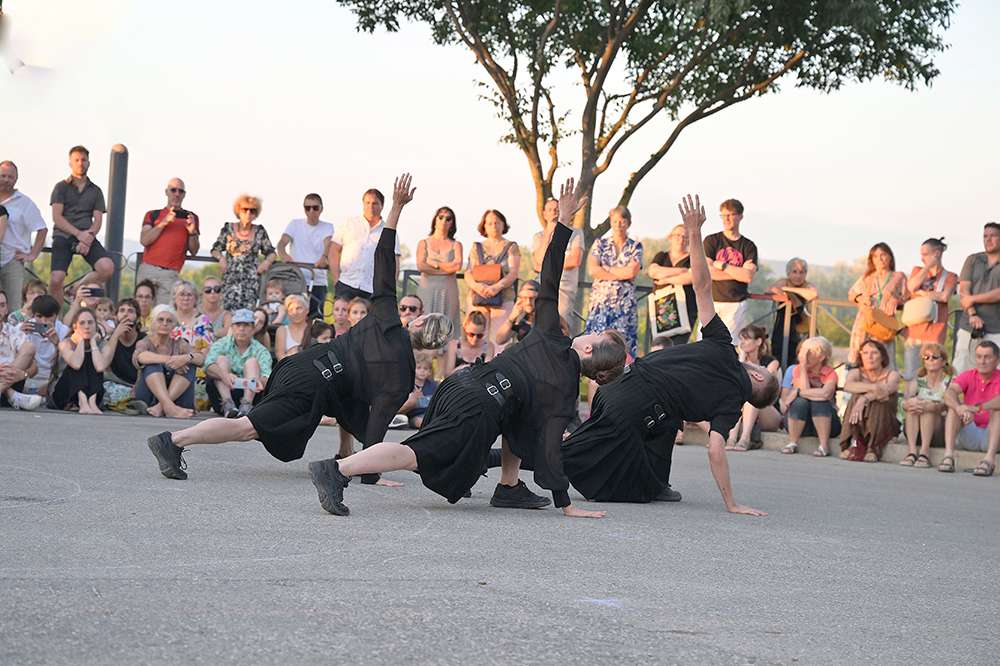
[337,0,955,243]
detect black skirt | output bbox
[247,352,330,463]
[560,369,677,503]
[403,367,503,504]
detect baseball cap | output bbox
[231,309,254,324]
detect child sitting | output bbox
[262,278,287,330]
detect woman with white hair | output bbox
[768,257,817,368]
[171,279,215,354]
[133,304,200,418]
[275,293,310,360]
[779,336,840,457]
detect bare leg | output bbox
[337,442,418,477]
[904,411,920,455]
[983,411,1000,469]
[144,370,174,413]
[813,416,832,452]
[164,374,194,418]
[736,404,761,448]
[943,407,960,459]
[498,436,521,486]
[87,393,102,414]
[786,417,806,445]
[918,412,938,458]
[171,416,258,447]
[76,390,92,413]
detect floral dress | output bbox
[172,314,216,411]
[211,223,275,311]
[585,235,643,357]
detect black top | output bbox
[50,178,106,239]
[651,251,697,327]
[489,223,579,508]
[703,232,758,302]
[0,204,7,219]
[111,331,145,385]
[632,315,752,437]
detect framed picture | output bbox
[648,285,691,338]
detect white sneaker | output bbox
[9,391,44,411]
[388,414,409,429]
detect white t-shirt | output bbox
[283,218,334,287]
[0,191,47,267]
[532,226,584,292]
[331,216,401,293]
[0,321,28,365]
[26,319,70,381]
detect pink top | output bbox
[953,369,1000,428]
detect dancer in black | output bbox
[308,178,627,518]
[560,194,780,516]
[145,174,452,482]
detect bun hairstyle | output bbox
[580,329,627,385]
[411,313,454,350]
[922,237,947,253]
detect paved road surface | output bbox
[1,410,998,664]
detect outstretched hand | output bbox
[557,177,588,228]
[393,173,416,208]
[678,194,706,232]
[728,504,767,517]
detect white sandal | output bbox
[781,442,798,455]
[813,446,829,457]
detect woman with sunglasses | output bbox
[199,277,230,338]
[442,310,494,376]
[899,343,952,468]
[210,194,277,311]
[417,206,463,340]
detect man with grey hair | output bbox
[0,160,47,311]
[137,178,200,305]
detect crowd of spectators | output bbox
[1,145,999,479]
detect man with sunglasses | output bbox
[398,294,423,327]
[137,178,200,305]
[278,193,333,318]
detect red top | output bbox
[953,368,1000,428]
[142,208,199,271]
[905,267,957,344]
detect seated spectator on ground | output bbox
[171,279,215,354]
[203,308,272,418]
[495,280,540,346]
[395,356,438,428]
[104,298,144,387]
[199,276,230,338]
[62,282,105,327]
[0,289,42,410]
[902,238,957,381]
[133,279,156,331]
[780,336,840,457]
[442,310,494,376]
[347,297,370,327]
[133,305,199,418]
[840,339,900,462]
[768,257,817,368]
[20,294,69,398]
[7,279,46,324]
[275,294,311,360]
[848,243,906,368]
[899,342,952,468]
[310,320,334,345]
[398,293,423,327]
[727,325,782,451]
[138,177,200,305]
[262,278,287,331]
[329,295,351,336]
[251,307,272,351]
[52,307,115,414]
[940,340,1000,476]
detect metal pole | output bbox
[105,144,128,301]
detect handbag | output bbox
[471,242,510,308]
[901,273,945,327]
[864,307,902,342]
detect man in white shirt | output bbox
[0,160,48,311]
[531,198,583,331]
[327,187,400,300]
[277,193,334,318]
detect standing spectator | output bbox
[20,294,69,397]
[727,325,782,451]
[51,308,116,414]
[902,238,957,380]
[275,294,311,360]
[780,336,841,457]
[328,187,400,300]
[277,193,333,318]
[848,243,906,367]
[840,340,901,462]
[465,209,520,346]
[397,294,424,328]
[7,279,46,324]
[532,198,584,331]
[954,223,1000,373]
[203,308,272,418]
[171,280,215,356]
[0,160,47,311]
[416,206,463,338]
[703,198,758,344]
[442,310,494,377]
[0,289,43,410]
[939,340,1000,476]
[199,276,230,338]
[899,343,952,468]
[768,257,818,368]
[210,194,276,311]
[133,304,199,418]
[648,223,695,348]
[133,279,156,331]
[137,178,200,305]
[585,206,643,357]
[49,146,115,305]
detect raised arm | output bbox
[678,194,715,326]
[536,178,588,335]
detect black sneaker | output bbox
[653,485,682,502]
[147,431,187,480]
[489,480,551,509]
[309,458,350,516]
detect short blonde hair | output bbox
[284,293,308,310]
[799,336,832,365]
[233,193,262,218]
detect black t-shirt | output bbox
[634,314,751,437]
[651,251,697,327]
[703,232,758,303]
[111,331,145,385]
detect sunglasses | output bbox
[922,354,943,361]
[465,331,485,339]
[304,205,321,211]
[436,214,454,222]
[241,207,258,215]
[168,187,186,194]
[399,304,420,313]
[203,286,223,294]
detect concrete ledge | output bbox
[679,427,996,474]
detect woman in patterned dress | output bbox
[585,206,643,357]
[210,194,277,311]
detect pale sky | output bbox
[2,0,998,272]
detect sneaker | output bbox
[222,399,239,419]
[489,480,551,509]
[308,458,350,516]
[653,485,682,502]
[146,431,187,480]
[9,391,44,411]
[237,401,253,417]
[388,414,409,429]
